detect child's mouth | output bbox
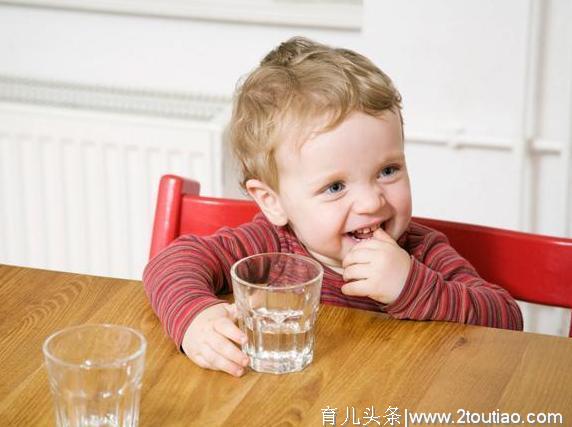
[346,222,386,241]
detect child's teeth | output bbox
[348,223,382,240]
[356,225,378,234]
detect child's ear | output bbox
[245,179,288,226]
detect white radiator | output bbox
[0,76,568,337]
[0,76,231,280]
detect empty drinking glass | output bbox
[43,324,147,427]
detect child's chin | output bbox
[343,233,356,246]
[328,264,344,275]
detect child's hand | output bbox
[181,303,250,377]
[341,228,411,304]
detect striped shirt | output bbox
[143,213,523,348]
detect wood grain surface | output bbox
[1,264,571,426]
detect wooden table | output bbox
[1,264,571,426]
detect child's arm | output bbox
[385,238,524,330]
[143,214,280,375]
[342,227,523,330]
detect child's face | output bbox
[275,111,412,270]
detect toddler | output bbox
[143,37,523,377]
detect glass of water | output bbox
[43,324,147,427]
[231,253,323,374]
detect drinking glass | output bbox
[43,324,147,427]
[231,253,323,374]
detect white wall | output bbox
[0,4,362,94]
[0,1,570,334]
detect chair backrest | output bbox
[149,175,260,260]
[150,174,572,336]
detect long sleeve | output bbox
[142,214,280,347]
[386,225,523,330]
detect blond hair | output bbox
[229,36,402,192]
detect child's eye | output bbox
[325,181,345,194]
[378,166,399,178]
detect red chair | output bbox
[150,174,572,336]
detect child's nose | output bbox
[352,186,385,214]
